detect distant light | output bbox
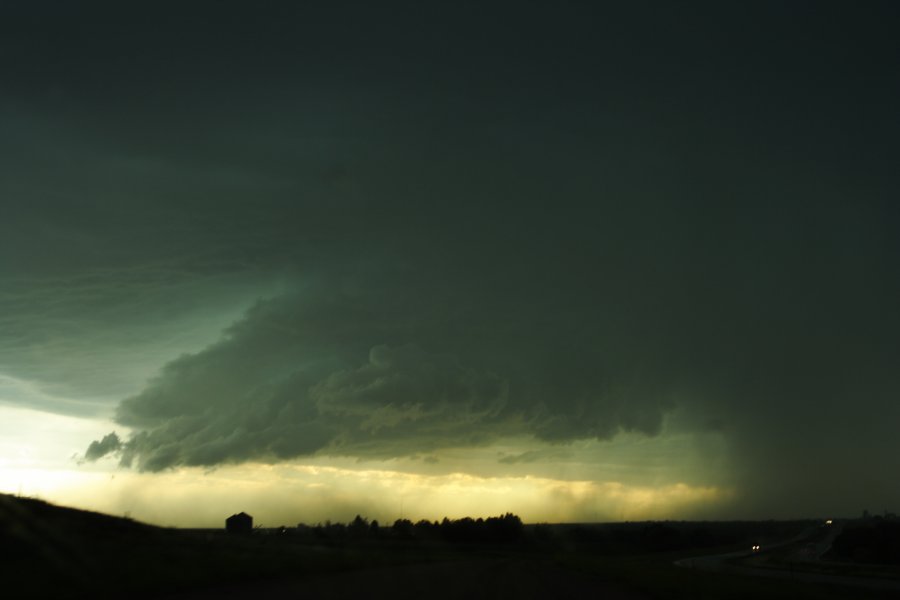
[825,519,833,525]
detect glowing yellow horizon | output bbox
[1,460,732,528]
[0,404,734,527]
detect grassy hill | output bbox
[0,494,890,599]
[0,493,399,598]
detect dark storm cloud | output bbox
[83,431,122,462]
[0,261,270,413]
[498,448,575,465]
[89,185,900,479]
[100,280,675,471]
[2,2,899,513]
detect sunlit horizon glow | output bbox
[0,404,741,527]
[1,459,732,528]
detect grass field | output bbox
[2,494,897,599]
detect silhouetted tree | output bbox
[349,514,369,538]
[437,513,523,543]
[392,518,414,539]
[413,519,439,539]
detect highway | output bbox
[674,523,900,592]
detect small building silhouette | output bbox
[226,512,253,534]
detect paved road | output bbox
[673,525,816,570]
[674,526,900,592]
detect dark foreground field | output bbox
[2,494,897,599]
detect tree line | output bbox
[293,512,524,543]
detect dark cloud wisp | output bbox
[83,431,123,462]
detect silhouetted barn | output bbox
[225,512,253,534]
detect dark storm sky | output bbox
[2,1,899,518]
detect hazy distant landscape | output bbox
[4,493,899,599]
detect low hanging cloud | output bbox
[310,344,508,436]
[83,431,123,462]
[85,275,676,472]
[80,188,900,517]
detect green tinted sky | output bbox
[1,1,899,525]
